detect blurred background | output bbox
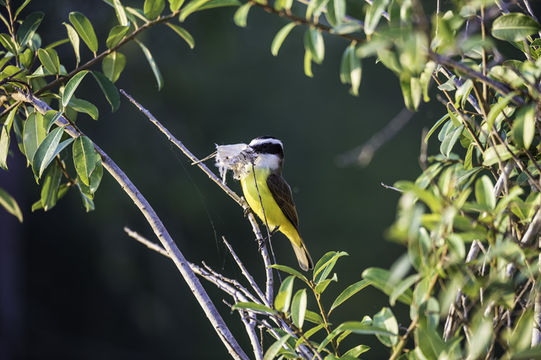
[0,0,443,358]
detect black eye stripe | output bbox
[252,143,284,156]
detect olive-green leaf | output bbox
[0,106,17,170]
[329,279,370,313]
[102,51,126,83]
[169,0,185,11]
[63,22,80,66]
[165,23,194,49]
[37,48,59,74]
[492,13,541,42]
[233,2,252,27]
[304,28,325,64]
[511,104,535,150]
[92,71,120,112]
[113,0,129,26]
[291,289,307,329]
[232,302,275,315]
[271,22,296,56]
[73,136,98,186]
[144,0,166,19]
[274,275,295,313]
[69,12,98,53]
[16,11,44,46]
[40,162,63,211]
[62,70,89,108]
[263,334,290,360]
[106,25,129,49]
[0,187,23,222]
[68,97,99,120]
[33,127,71,178]
[136,40,163,90]
[23,112,47,164]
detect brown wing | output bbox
[267,173,299,229]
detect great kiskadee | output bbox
[240,136,313,271]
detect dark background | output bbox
[0,0,443,358]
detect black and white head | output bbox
[249,136,284,171]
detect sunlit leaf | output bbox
[16,11,44,47]
[233,2,252,27]
[492,13,540,42]
[0,106,17,170]
[136,40,163,90]
[165,23,194,49]
[92,71,121,112]
[232,302,275,315]
[23,112,47,164]
[271,22,296,56]
[63,22,80,66]
[73,136,98,186]
[113,0,129,26]
[102,51,126,82]
[106,25,129,49]
[291,289,307,329]
[274,275,295,313]
[0,187,23,222]
[40,161,63,211]
[144,0,166,19]
[69,12,98,53]
[329,279,370,313]
[304,28,325,64]
[33,127,73,178]
[68,97,99,120]
[263,334,290,360]
[62,70,89,108]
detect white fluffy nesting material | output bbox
[215,143,255,183]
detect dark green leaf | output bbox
[62,70,89,108]
[233,2,252,27]
[68,97,99,120]
[40,161,62,211]
[274,275,295,313]
[136,40,163,90]
[492,13,541,42]
[0,187,23,222]
[69,12,98,53]
[16,11,44,46]
[329,279,370,313]
[72,136,98,186]
[106,25,129,49]
[144,0,166,19]
[102,51,126,82]
[92,71,121,112]
[271,22,296,56]
[232,302,275,315]
[89,157,103,194]
[291,289,307,329]
[77,182,95,212]
[165,23,195,49]
[63,22,80,66]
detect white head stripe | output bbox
[249,138,283,148]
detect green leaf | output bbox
[198,0,240,10]
[0,33,18,55]
[364,0,390,36]
[63,23,80,67]
[313,251,348,284]
[337,321,396,336]
[291,289,307,329]
[62,70,89,108]
[0,187,23,222]
[165,23,195,49]
[113,0,129,26]
[14,0,32,20]
[274,276,295,313]
[373,307,399,347]
[339,45,361,95]
[271,22,296,56]
[76,182,95,212]
[144,0,166,19]
[169,0,185,11]
[492,13,541,42]
[232,302,275,315]
[106,25,129,49]
[483,144,518,166]
[274,0,293,11]
[304,28,325,64]
[486,92,516,130]
[23,112,47,163]
[304,50,313,77]
[263,334,290,360]
[0,106,17,170]
[315,273,337,294]
[73,136,98,186]
[89,157,103,194]
[40,161,63,211]
[136,40,163,90]
[329,279,370,313]
[343,345,370,357]
[37,48,60,74]
[332,0,345,25]
[233,2,252,27]
[92,71,121,112]
[389,274,418,306]
[69,12,98,53]
[270,264,309,284]
[305,310,324,324]
[16,11,44,46]
[102,51,126,83]
[362,267,412,305]
[33,127,72,178]
[296,323,325,348]
[179,0,211,21]
[68,97,99,120]
[440,124,464,158]
[511,104,535,150]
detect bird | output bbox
[240,136,313,271]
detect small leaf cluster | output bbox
[233,251,400,359]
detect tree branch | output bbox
[11,90,249,360]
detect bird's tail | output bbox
[291,237,313,271]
